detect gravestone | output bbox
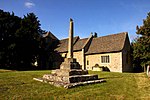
[33,18,105,88]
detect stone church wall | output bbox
[85,52,123,72]
[73,51,83,66]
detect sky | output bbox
[0,0,150,41]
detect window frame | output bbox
[101,55,110,63]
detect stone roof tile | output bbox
[55,36,80,53]
[55,32,128,54]
[85,32,127,54]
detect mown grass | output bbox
[0,69,150,100]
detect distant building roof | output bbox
[73,38,88,51]
[42,31,58,40]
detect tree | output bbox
[14,13,42,69]
[0,9,21,69]
[132,12,150,71]
[0,9,59,70]
[0,10,43,70]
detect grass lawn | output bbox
[0,69,150,100]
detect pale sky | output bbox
[0,0,150,41]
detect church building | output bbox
[43,19,132,73]
[55,32,132,73]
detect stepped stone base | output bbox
[33,77,105,89]
[33,58,105,88]
[43,73,98,83]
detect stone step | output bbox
[43,74,98,83]
[64,79,106,89]
[69,74,98,83]
[52,69,88,76]
[60,62,80,69]
[33,77,105,89]
[60,58,81,69]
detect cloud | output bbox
[24,1,35,8]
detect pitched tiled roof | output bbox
[73,38,88,51]
[55,36,80,53]
[85,32,128,54]
[55,32,128,54]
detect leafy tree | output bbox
[132,12,150,71]
[0,9,21,69]
[0,9,43,70]
[15,13,42,69]
[0,9,59,70]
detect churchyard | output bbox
[1,69,150,99]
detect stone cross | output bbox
[68,18,74,58]
[33,18,105,89]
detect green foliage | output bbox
[0,9,21,69]
[1,70,150,99]
[14,13,42,69]
[0,9,46,70]
[132,12,150,71]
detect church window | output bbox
[101,55,110,63]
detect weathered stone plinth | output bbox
[60,58,80,69]
[33,58,105,88]
[42,72,97,83]
[51,69,88,76]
